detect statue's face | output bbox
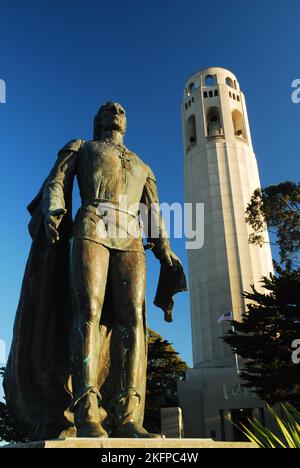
[97,102,127,135]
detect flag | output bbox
[217,311,233,324]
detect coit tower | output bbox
[182,67,273,372]
[178,67,274,439]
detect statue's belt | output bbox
[79,202,154,251]
[81,201,139,220]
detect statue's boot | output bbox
[59,426,77,439]
[73,388,108,438]
[113,388,164,438]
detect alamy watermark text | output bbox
[291,79,300,104]
[0,79,6,104]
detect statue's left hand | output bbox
[159,250,181,268]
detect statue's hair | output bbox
[93,101,126,139]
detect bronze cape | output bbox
[4,173,187,441]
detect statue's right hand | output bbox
[44,209,67,244]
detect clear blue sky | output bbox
[0,1,299,400]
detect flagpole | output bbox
[218,310,240,375]
[231,323,240,375]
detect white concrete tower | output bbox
[178,68,274,440]
[182,67,273,370]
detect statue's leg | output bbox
[70,239,110,438]
[109,250,163,438]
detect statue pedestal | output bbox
[4,438,254,448]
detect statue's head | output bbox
[93,102,127,140]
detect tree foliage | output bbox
[223,268,300,407]
[225,181,300,406]
[144,328,189,434]
[0,368,28,444]
[246,181,300,267]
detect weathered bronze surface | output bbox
[4,102,187,440]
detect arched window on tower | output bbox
[186,115,197,149]
[187,82,195,97]
[232,110,247,139]
[206,106,223,137]
[226,77,234,88]
[205,75,216,86]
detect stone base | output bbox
[4,438,254,448]
[178,367,271,439]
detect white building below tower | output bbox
[178,67,274,441]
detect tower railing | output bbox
[206,135,225,142]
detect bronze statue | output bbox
[4,102,187,440]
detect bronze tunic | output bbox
[42,139,170,256]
